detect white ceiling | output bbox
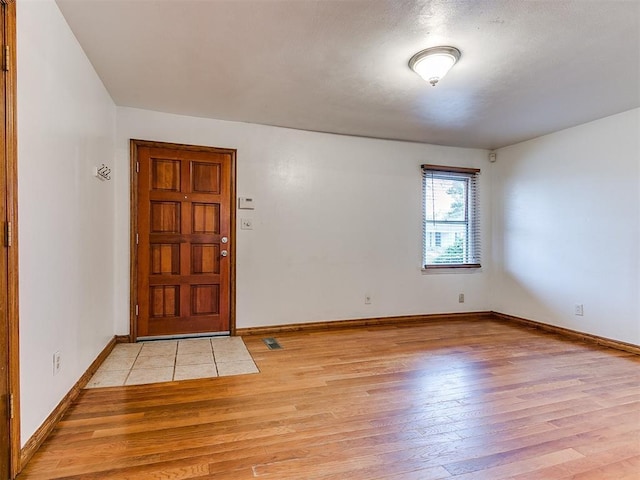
[55,0,640,150]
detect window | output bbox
[422,164,480,268]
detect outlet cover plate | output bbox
[53,351,61,375]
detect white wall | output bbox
[492,108,640,344]
[115,108,492,332]
[17,0,116,444]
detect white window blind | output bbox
[422,164,481,268]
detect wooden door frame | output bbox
[129,139,237,341]
[2,1,20,477]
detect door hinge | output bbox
[135,305,139,316]
[5,222,11,247]
[2,45,9,72]
[135,233,139,245]
[8,394,14,419]
[136,161,139,173]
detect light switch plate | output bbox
[241,219,253,230]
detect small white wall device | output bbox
[238,197,255,209]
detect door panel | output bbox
[150,244,180,275]
[192,203,219,233]
[150,201,181,232]
[191,244,219,274]
[134,143,235,338]
[191,162,220,193]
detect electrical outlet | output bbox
[364,294,372,305]
[53,351,61,376]
[458,293,465,303]
[575,304,584,316]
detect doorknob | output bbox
[221,236,228,244]
[221,250,228,257]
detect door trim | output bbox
[129,139,237,341]
[2,1,20,476]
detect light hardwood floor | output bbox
[19,318,640,479]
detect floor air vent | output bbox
[262,337,282,350]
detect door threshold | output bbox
[137,331,231,342]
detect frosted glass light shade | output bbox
[409,46,461,86]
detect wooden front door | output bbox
[132,141,235,339]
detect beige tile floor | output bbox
[86,336,259,388]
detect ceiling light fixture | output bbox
[409,46,461,87]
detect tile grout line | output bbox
[122,345,141,387]
[212,338,219,376]
[172,343,177,382]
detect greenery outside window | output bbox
[422,164,481,269]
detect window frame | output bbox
[421,164,481,270]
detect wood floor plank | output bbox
[509,445,640,479]
[449,448,585,480]
[18,318,640,479]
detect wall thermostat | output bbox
[238,197,255,209]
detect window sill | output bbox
[421,264,482,274]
